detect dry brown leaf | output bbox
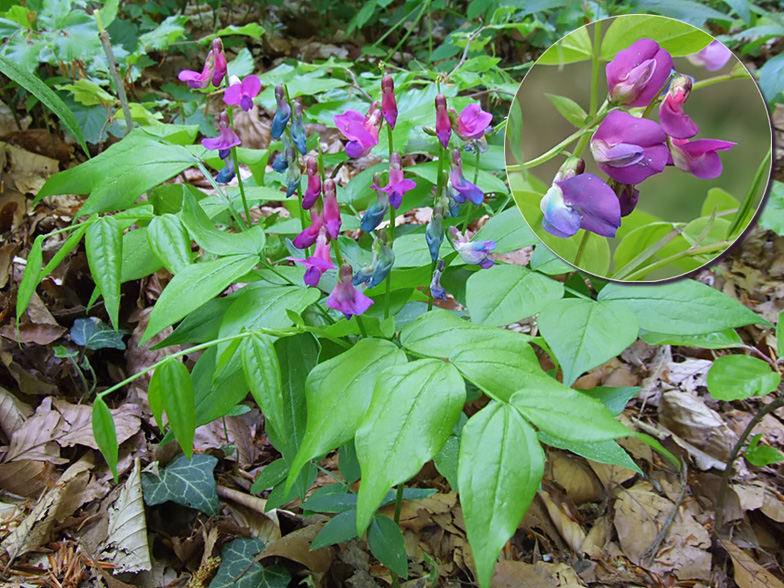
[723,540,784,588]
[0,241,20,289]
[2,397,66,463]
[0,322,67,344]
[491,560,585,588]
[538,489,586,553]
[259,523,333,573]
[52,398,141,450]
[548,452,603,505]
[0,348,58,396]
[0,459,54,497]
[0,384,33,441]
[581,516,610,559]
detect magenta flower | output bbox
[448,148,484,206]
[590,110,668,185]
[293,209,323,249]
[658,76,698,139]
[374,152,415,209]
[303,158,321,209]
[606,38,673,108]
[211,39,227,87]
[178,39,227,89]
[669,138,735,179]
[687,40,733,71]
[323,178,341,240]
[449,226,495,269]
[450,103,493,141]
[289,227,335,288]
[334,105,382,159]
[328,264,374,319]
[202,112,241,153]
[435,94,451,149]
[540,174,621,239]
[224,74,261,112]
[381,74,398,129]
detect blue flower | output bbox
[291,102,307,154]
[430,259,447,300]
[540,173,621,239]
[448,226,495,269]
[425,205,444,262]
[271,85,291,140]
[448,148,484,206]
[360,178,389,233]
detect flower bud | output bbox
[435,94,451,149]
[381,74,398,129]
[211,39,227,87]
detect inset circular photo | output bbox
[505,15,772,282]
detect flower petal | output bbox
[559,174,621,238]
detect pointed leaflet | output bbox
[458,402,544,588]
[142,254,260,343]
[93,397,119,482]
[284,339,407,496]
[147,214,193,273]
[355,360,465,535]
[16,235,43,324]
[367,514,408,579]
[181,192,266,256]
[152,359,196,458]
[707,355,781,401]
[510,372,631,442]
[241,334,287,447]
[86,216,123,330]
[537,298,639,386]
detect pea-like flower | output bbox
[215,157,235,184]
[374,152,415,209]
[328,264,374,319]
[360,177,390,233]
[353,235,394,289]
[686,40,732,71]
[435,94,452,149]
[303,158,321,209]
[606,38,673,108]
[449,103,493,141]
[290,102,307,155]
[178,39,227,89]
[540,173,621,239]
[448,148,484,206]
[659,75,698,139]
[285,148,300,198]
[669,137,735,179]
[323,179,341,239]
[448,226,495,269]
[430,259,447,301]
[271,85,291,140]
[334,105,382,159]
[292,209,323,250]
[590,110,668,185]
[202,112,241,153]
[289,227,335,288]
[381,75,398,129]
[610,181,640,217]
[224,74,261,112]
[425,204,444,262]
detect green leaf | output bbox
[601,15,714,59]
[777,310,783,359]
[537,299,639,386]
[311,510,359,550]
[40,220,93,280]
[744,434,784,467]
[93,397,119,482]
[706,355,781,401]
[536,25,591,64]
[284,339,407,496]
[759,52,784,104]
[154,359,196,458]
[641,329,743,349]
[70,318,126,350]
[86,216,123,330]
[339,441,361,486]
[458,402,544,588]
[538,432,642,474]
[598,280,769,336]
[466,264,563,327]
[181,192,266,256]
[510,373,631,443]
[141,453,220,515]
[472,208,538,254]
[241,334,287,449]
[208,537,290,588]
[759,181,784,236]
[36,129,195,215]
[120,227,163,283]
[251,458,289,494]
[154,297,234,348]
[580,386,640,417]
[142,254,260,343]
[545,93,588,127]
[367,514,408,579]
[0,55,88,157]
[147,214,193,273]
[302,486,435,514]
[355,360,465,535]
[16,235,43,324]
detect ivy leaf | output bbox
[208,538,290,588]
[141,454,220,515]
[70,318,127,350]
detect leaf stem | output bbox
[572,21,603,159]
[573,231,590,266]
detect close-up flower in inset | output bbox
[659,75,698,139]
[687,40,733,71]
[540,174,621,238]
[669,137,736,179]
[606,38,673,108]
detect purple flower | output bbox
[178,39,226,89]
[430,259,447,301]
[271,85,291,140]
[606,38,673,108]
[449,226,495,269]
[611,181,640,217]
[334,105,382,159]
[285,148,300,198]
[669,137,735,179]
[224,74,261,112]
[435,94,451,149]
[215,157,235,184]
[293,209,323,249]
[687,40,733,71]
[381,75,398,129]
[303,158,321,209]
[211,39,227,88]
[448,148,484,206]
[323,178,341,240]
[425,204,444,262]
[450,103,493,141]
[291,102,307,155]
[658,76,698,139]
[328,264,374,319]
[540,174,621,239]
[590,110,668,185]
[374,152,415,209]
[202,112,241,152]
[289,227,335,287]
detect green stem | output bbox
[513,126,593,170]
[95,11,133,136]
[69,356,91,397]
[225,108,251,225]
[382,0,430,64]
[572,21,603,159]
[384,124,395,320]
[622,240,734,281]
[427,260,436,310]
[356,315,368,337]
[573,231,590,266]
[390,482,406,588]
[691,70,750,91]
[194,159,247,230]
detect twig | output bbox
[642,462,688,565]
[97,25,134,135]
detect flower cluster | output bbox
[541,38,736,240]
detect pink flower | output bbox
[606,38,673,108]
[202,112,241,153]
[669,137,735,179]
[334,104,382,158]
[373,152,416,209]
[292,209,323,249]
[451,103,492,141]
[178,39,227,89]
[658,75,698,139]
[211,39,227,87]
[687,40,733,71]
[224,74,261,112]
[381,74,398,129]
[435,94,451,149]
[302,158,321,209]
[289,227,335,287]
[323,179,341,240]
[328,264,374,319]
